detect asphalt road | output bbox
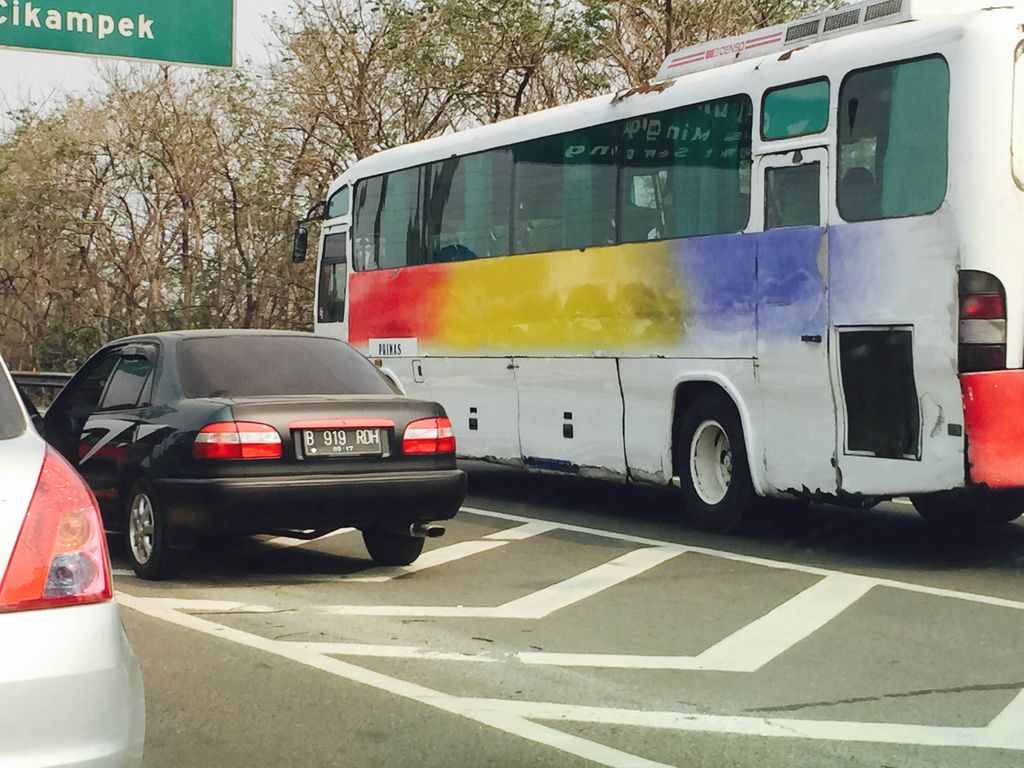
[113,464,1024,768]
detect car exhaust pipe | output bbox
[410,522,446,539]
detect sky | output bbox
[0,0,292,114]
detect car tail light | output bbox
[0,447,113,613]
[402,417,456,454]
[959,271,1007,373]
[193,421,282,460]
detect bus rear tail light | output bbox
[959,271,1007,373]
[193,421,283,460]
[402,417,456,454]
[0,447,113,613]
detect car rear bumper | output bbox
[0,601,145,768]
[961,370,1024,489]
[153,469,467,534]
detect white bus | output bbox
[301,0,1024,531]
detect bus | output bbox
[300,0,1024,532]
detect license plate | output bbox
[301,428,384,458]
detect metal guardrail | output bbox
[12,372,74,389]
[12,371,73,407]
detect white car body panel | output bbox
[0,358,145,767]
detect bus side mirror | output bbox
[292,227,309,264]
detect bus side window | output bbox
[620,172,665,241]
[423,150,512,263]
[619,95,753,243]
[838,56,949,222]
[765,163,820,229]
[513,124,618,255]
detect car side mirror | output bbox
[292,227,309,264]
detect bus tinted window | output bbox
[326,186,349,219]
[762,79,829,140]
[318,232,347,324]
[424,150,512,262]
[513,124,619,254]
[620,95,752,242]
[353,167,422,270]
[838,56,949,221]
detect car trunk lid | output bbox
[212,395,446,472]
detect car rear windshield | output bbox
[178,336,396,398]
[0,371,26,440]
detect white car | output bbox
[0,356,145,767]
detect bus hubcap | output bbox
[690,420,732,506]
[129,493,155,565]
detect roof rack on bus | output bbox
[655,0,991,81]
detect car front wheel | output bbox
[362,528,425,566]
[124,479,186,580]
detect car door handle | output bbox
[801,334,823,343]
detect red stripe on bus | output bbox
[961,370,1024,488]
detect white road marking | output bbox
[115,506,1024,761]
[319,547,682,618]
[112,568,134,577]
[118,590,1024,756]
[471,699,1024,751]
[986,688,1024,736]
[461,507,1024,613]
[264,527,355,549]
[128,598,280,613]
[283,641,500,663]
[344,540,508,583]
[483,521,560,540]
[117,592,676,768]
[497,547,682,618]
[343,523,555,583]
[522,573,875,671]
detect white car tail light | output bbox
[193,421,283,460]
[0,447,113,613]
[402,417,456,455]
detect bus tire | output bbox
[675,391,755,534]
[911,490,1024,525]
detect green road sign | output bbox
[0,0,234,67]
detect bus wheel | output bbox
[676,391,755,533]
[910,490,1024,525]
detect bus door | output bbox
[316,226,348,339]
[755,147,839,496]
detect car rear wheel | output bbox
[911,490,1024,525]
[362,528,425,566]
[125,479,186,580]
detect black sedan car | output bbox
[41,330,466,580]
